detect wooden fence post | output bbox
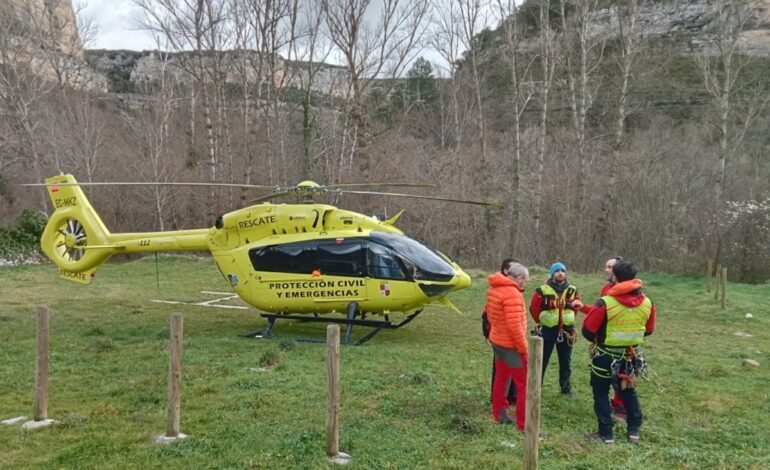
[524,335,544,470]
[706,258,713,292]
[167,314,184,438]
[714,263,721,300]
[34,306,49,421]
[720,267,728,310]
[326,324,340,456]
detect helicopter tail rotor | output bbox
[40,175,115,284]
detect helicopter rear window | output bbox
[369,231,455,282]
[249,241,315,274]
[317,242,365,277]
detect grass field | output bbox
[1,256,768,469]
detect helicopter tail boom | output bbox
[40,174,209,284]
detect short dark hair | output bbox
[501,258,516,274]
[612,261,637,282]
[613,256,624,262]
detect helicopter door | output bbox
[314,240,368,302]
[365,242,415,310]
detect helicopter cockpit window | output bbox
[366,242,406,280]
[316,242,365,277]
[370,231,455,282]
[249,241,315,274]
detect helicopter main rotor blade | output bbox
[319,182,437,189]
[247,190,297,204]
[331,189,503,207]
[20,182,278,190]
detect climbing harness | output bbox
[590,344,648,384]
[556,324,577,346]
[610,347,648,389]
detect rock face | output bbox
[3,0,769,95]
[585,0,770,58]
[85,49,350,97]
[0,0,107,91]
[1,0,81,53]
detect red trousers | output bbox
[491,354,528,430]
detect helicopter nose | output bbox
[453,270,471,291]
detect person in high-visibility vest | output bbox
[601,256,628,422]
[575,261,656,445]
[529,262,582,396]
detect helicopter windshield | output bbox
[369,231,455,282]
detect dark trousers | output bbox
[590,353,643,438]
[541,326,573,394]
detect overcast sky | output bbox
[81,0,157,50]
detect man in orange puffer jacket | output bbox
[486,259,530,430]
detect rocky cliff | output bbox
[3,0,769,96]
[84,49,350,97]
[584,0,770,57]
[1,0,81,54]
[0,0,107,90]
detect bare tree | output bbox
[243,0,302,186]
[596,0,647,250]
[136,0,236,223]
[0,2,56,210]
[695,0,768,262]
[48,92,107,184]
[127,39,182,230]
[532,0,559,239]
[322,0,430,180]
[286,2,333,180]
[494,0,535,253]
[560,0,604,213]
[135,0,233,182]
[455,0,491,164]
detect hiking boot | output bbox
[497,409,513,424]
[585,432,614,445]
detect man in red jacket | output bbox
[578,261,656,444]
[600,256,627,421]
[601,256,622,296]
[530,262,581,397]
[485,260,530,430]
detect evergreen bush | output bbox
[0,208,46,264]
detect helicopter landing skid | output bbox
[242,309,423,345]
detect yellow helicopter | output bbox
[27,174,499,344]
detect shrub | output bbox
[0,208,46,264]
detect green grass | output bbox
[1,257,768,468]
